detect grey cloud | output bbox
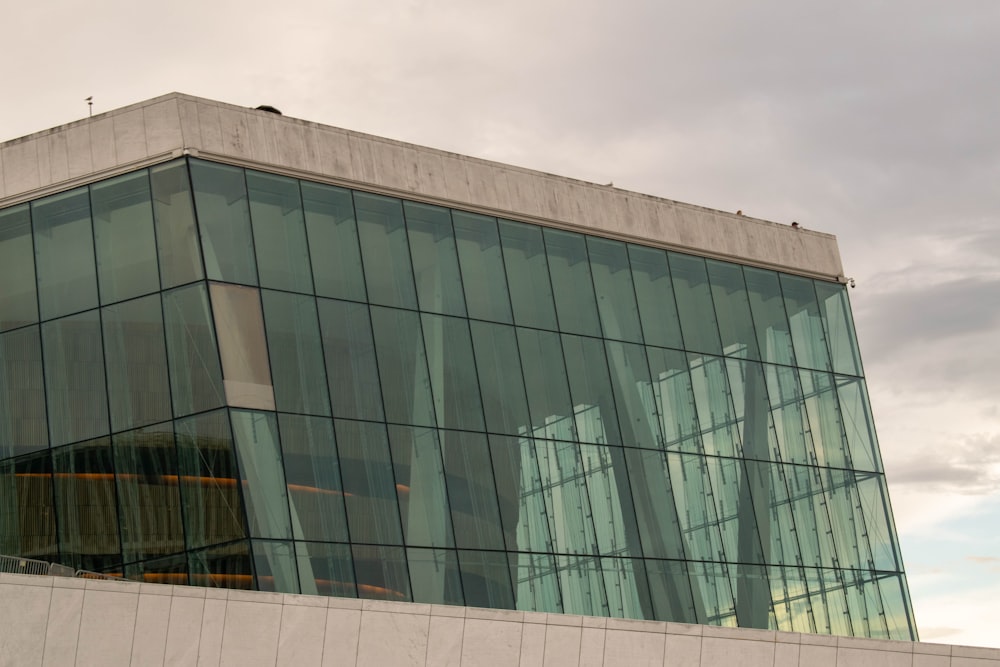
[889,432,1000,494]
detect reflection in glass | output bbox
[0,451,57,561]
[42,310,109,446]
[246,170,313,293]
[209,283,275,411]
[0,327,48,457]
[421,313,484,431]
[279,414,348,542]
[353,544,411,601]
[405,202,466,316]
[296,541,356,597]
[318,299,384,421]
[370,306,436,427]
[0,204,38,331]
[162,284,225,416]
[261,290,330,416]
[388,425,454,548]
[252,539,299,593]
[32,187,98,320]
[336,420,402,545]
[91,170,159,304]
[231,410,291,539]
[150,160,203,289]
[544,228,601,336]
[587,237,642,343]
[500,220,556,330]
[301,182,366,301]
[189,160,258,285]
[454,212,512,323]
[355,192,416,308]
[407,547,463,605]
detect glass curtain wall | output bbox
[0,158,915,640]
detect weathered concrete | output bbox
[0,573,992,667]
[0,93,844,281]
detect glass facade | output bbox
[0,157,915,639]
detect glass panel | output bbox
[668,453,725,563]
[246,170,313,293]
[453,212,512,324]
[816,282,863,377]
[646,346,701,453]
[370,306,436,427]
[745,267,795,367]
[354,192,416,309]
[544,228,601,336]
[742,460,799,566]
[556,555,608,616]
[407,547,464,605]
[388,425,453,548]
[688,353,740,458]
[317,299,383,421]
[837,377,881,472]
[856,473,899,572]
[0,451,58,561]
[261,290,330,416]
[295,541,356,597]
[150,159,203,288]
[470,321,530,436]
[352,544,411,601]
[0,327,48,457]
[765,364,811,465]
[112,423,184,561]
[489,435,554,554]
[32,187,98,320]
[536,439,598,554]
[499,220,556,330]
[768,566,814,633]
[301,182,366,301]
[785,462,836,568]
[628,245,683,349]
[782,274,832,372]
[252,539,299,593]
[517,328,574,440]
[102,295,171,432]
[878,574,916,640]
[124,554,188,586]
[0,204,37,330]
[509,552,562,613]
[335,419,402,545]
[278,414,348,542]
[404,202,466,316]
[230,410,291,540]
[623,448,685,559]
[52,437,121,571]
[42,310,109,446]
[668,252,722,356]
[209,283,275,411]
[587,237,642,343]
[459,549,515,609]
[421,313,484,431]
[602,557,653,619]
[580,444,641,556]
[645,559,697,623]
[732,563,772,629]
[174,410,245,548]
[91,170,159,304]
[800,370,849,468]
[688,561,737,626]
[707,260,759,360]
[439,430,505,550]
[188,159,257,285]
[824,469,870,570]
[162,283,225,416]
[805,568,853,636]
[189,541,252,589]
[606,342,661,450]
[727,359,779,462]
[562,335,621,446]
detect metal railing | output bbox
[0,554,123,581]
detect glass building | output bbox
[0,95,915,640]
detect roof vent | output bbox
[254,105,282,115]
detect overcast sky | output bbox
[3,0,999,648]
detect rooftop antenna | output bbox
[85,96,93,117]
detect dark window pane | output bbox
[301,182,366,301]
[354,192,416,308]
[459,549,515,609]
[335,419,402,545]
[707,260,759,360]
[32,188,98,320]
[252,539,299,593]
[517,328,574,440]
[453,212,512,323]
[189,160,257,285]
[295,541,356,597]
[439,430,505,550]
[150,159,203,288]
[745,267,795,367]
[278,414,348,542]
[0,327,48,457]
[469,321,530,436]
[352,544,411,601]
[91,170,159,304]
[782,274,832,372]
[0,452,58,561]
[645,559,697,623]
[112,423,184,561]
[52,437,121,571]
[388,425,453,548]
[174,410,245,548]
[421,313,484,431]
[209,283,275,411]
[407,547,464,605]
[499,220,556,329]
[230,410,291,539]
[605,341,662,450]
[587,237,642,343]
[405,202,466,316]
[162,283,225,417]
[42,310,109,446]
[668,253,722,356]
[628,245,683,349]
[489,435,554,554]
[623,448,685,559]
[562,335,621,446]
[261,290,330,416]
[0,204,38,331]
[370,306,436,427]
[317,299,383,421]
[189,541,252,589]
[544,228,601,336]
[246,170,313,293]
[124,554,188,586]
[102,295,171,432]
[816,282,863,377]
